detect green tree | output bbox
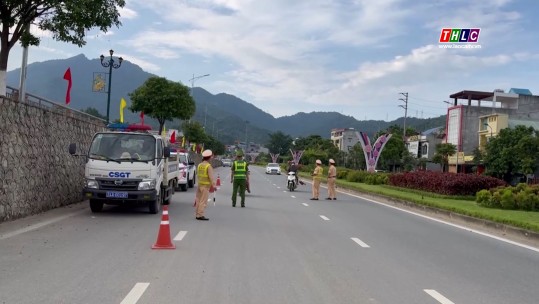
[401,151,417,172]
[129,77,195,134]
[471,147,484,174]
[182,121,208,145]
[294,135,339,165]
[267,131,293,155]
[81,107,106,120]
[484,125,539,181]
[376,128,405,172]
[204,135,225,156]
[433,143,456,172]
[348,144,366,170]
[0,0,125,95]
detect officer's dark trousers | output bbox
[232,178,246,206]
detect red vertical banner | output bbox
[140,111,144,125]
[170,131,176,143]
[63,67,72,105]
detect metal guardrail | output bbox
[5,85,107,125]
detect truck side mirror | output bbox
[164,147,171,158]
[69,143,77,155]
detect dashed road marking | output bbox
[351,237,370,248]
[291,195,296,198]
[320,215,330,221]
[174,230,187,241]
[302,203,309,207]
[424,289,455,304]
[120,283,150,304]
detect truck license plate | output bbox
[106,191,128,198]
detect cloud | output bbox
[119,6,138,20]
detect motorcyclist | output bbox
[287,161,299,185]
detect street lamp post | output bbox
[188,73,210,124]
[245,120,249,153]
[100,49,123,124]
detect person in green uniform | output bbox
[231,150,249,207]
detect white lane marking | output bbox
[277,187,281,189]
[273,184,277,186]
[346,192,539,253]
[0,210,86,240]
[320,215,330,221]
[174,230,187,241]
[302,203,309,207]
[121,282,150,304]
[351,237,370,248]
[291,196,296,198]
[424,289,455,304]
[283,191,287,193]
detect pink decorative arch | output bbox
[356,131,392,172]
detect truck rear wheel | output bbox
[89,199,103,212]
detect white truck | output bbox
[171,150,196,191]
[69,125,179,214]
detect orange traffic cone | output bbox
[216,175,221,187]
[152,205,176,249]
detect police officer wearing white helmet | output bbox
[326,159,337,200]
[195,149,216,220]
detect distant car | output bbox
[266,163,281,175]
[172,151,196,191]
[222,159,232,167]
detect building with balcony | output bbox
[331,128,359,152]
[445,88,539,173]
[406,126,445,171]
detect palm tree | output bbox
[433,143,457,172]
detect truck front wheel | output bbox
[89,199,104,212]
[188,174,194,188]
[149,190,161,214]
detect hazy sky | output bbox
[7,0,539,121]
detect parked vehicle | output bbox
[172,150,196,191]
[287,171,297,191]
[69,124,179,214]
[266,163,281,174]
[222,158,232,167]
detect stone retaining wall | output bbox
[0,96,105,222]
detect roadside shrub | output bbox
[346,171,363,183]
[491,191,502,208]
[389,171,506,196]
[337,169,349,179]
[476,183,539,211]
[364,173,389,185]
[515,191,538,211]
[500,189,516,210]
[476,190,492,207]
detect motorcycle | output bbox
[287,171,297,191]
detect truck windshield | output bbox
[88,133,156,162]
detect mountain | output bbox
[7,54,446,145]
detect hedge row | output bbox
[388,171,506,196]
[476,183,539,211]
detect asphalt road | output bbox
[1,165,539,304]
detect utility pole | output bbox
[399,92,408,139]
